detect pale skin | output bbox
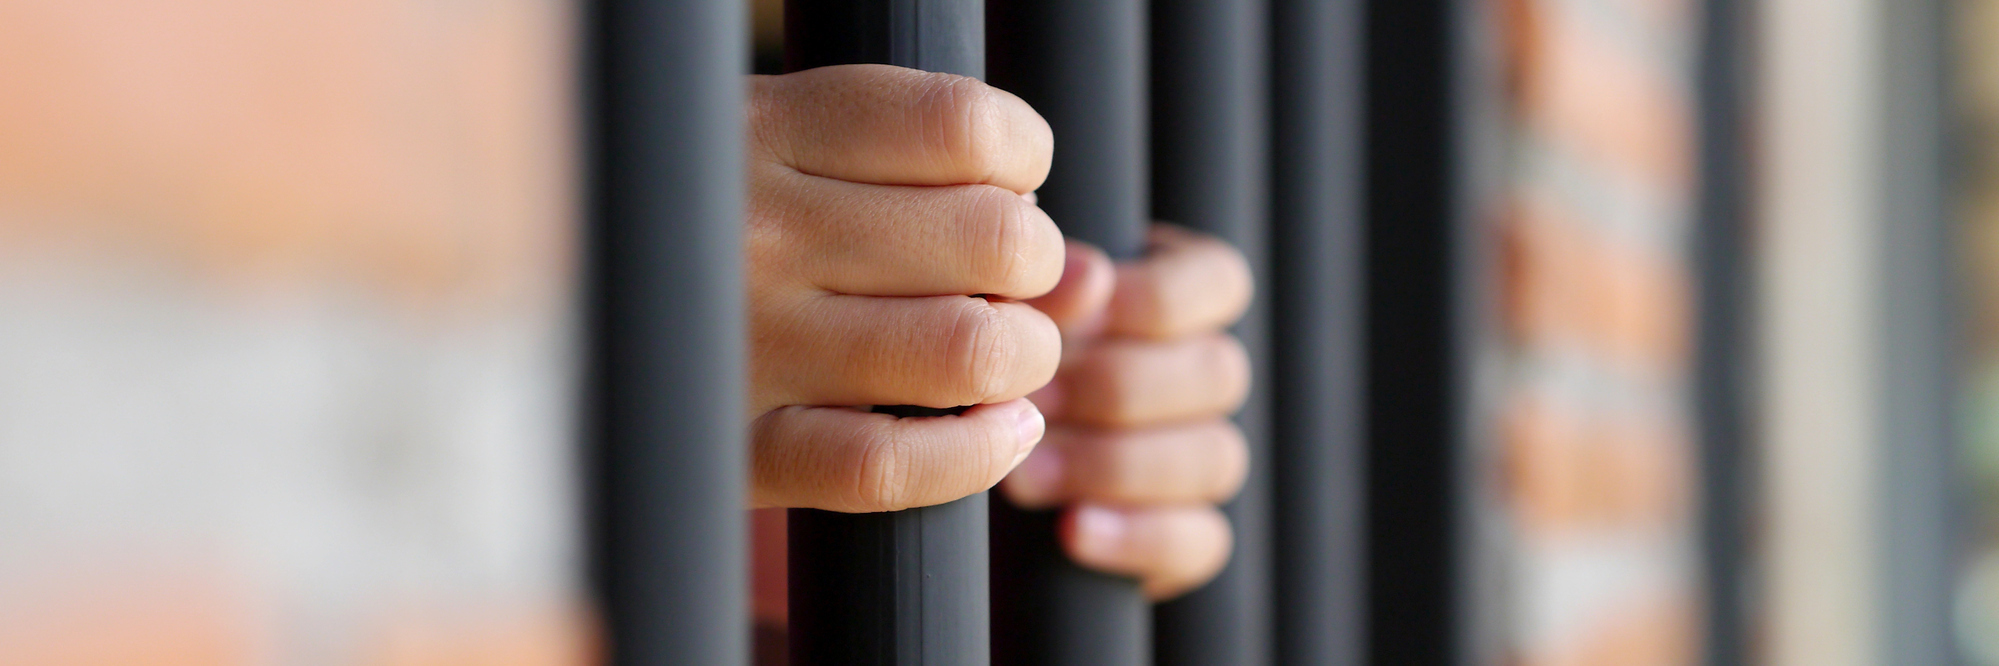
[745,64,1253,600]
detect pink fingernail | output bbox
[1015,402,1046,457]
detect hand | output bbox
[743,65,1064,514]
[1003,225,1254,600]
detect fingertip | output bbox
[987,86,1054,192]
[1061,505,1130,567]
[1146,507,1233,600]
[1010,399,1046,464]
[999,445,1064,509]
[1056,504,1236,600]
[1211,421,1252,502]
[965,397,1046,487]
[1107,224,1254,339]
[1213,333,1254,414]
[1026,239,1115,333]
[1067,240,1116,297]
[1025,379,1068,422]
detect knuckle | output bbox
[1192,510,1235,576]
[851,424,913,512]
[945,301,1018,404]
[1146,509,1234,600]
[1212,335,1253,410]
[743,77,787,161]
[1118,270,1174,339]
[963,188,1043,294]
[1211,423,1251,500]
[923,74,1006,182]
[1217,247,1255,322]
[1099,439,1150,498]
[1076,356,1143,428]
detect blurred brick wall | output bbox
[0,2,588,664]
[1490,0,1702,663]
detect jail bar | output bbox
[1149,0,1275,664]
[985,1,1150,664]
[585,0,748,663]
[1693,0,1756,663]
[1876,0,1957,661]
[1363,0,1462,661]
[782,1,992,664]
[1268,0,1367,663]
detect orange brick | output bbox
[1501,394,1695,534]
[0,565,264,666]
[1510,0,1694,193]
[1501,198,1693,383]
[363,600,596,666]
[0,1,576,317]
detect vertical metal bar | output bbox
[1268,0,1367,663]
[782,2,990,663]
[1148,1,1274,664]
[986,1,1150,664]
[1693,0,1757,664]
[1362,0,1461,662]
[1877,0,1959,662]
[586,0,748,662]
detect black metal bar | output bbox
[986,1,1150,664]
[1149,1,1274,664]
[1363,0,1458,662]
[586,0,747,663]
[1268,0,1367,662]
[783,2,991,663]
[1692,0,1757,664]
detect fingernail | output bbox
[1014,403,1046,461]
[1072,506,1128,559]
[1006,449,1063,504]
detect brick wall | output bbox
[1491,0,1702,662]
[0,2,588,663]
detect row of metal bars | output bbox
[584,0,1760,664]
[581,0,1431,663]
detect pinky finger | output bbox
[1059,504,1232,600]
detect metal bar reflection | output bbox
[987,0,1151,663]
[586,0,749,662]
[1268,0,1368,663]
[1149,0,1275,663]
[783,1,992,663]
[1363,0,1460,661]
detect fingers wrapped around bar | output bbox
[749,64,1053,193]
[745,64,1066,513]
[1000,421,1248,509]
[753,295,1062,410]
[1004,223,1258,599]
[1062,505,1234,600]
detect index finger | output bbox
[749,64,1054,194]
[1106,225,1254,339]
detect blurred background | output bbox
[0,0,1988,664]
